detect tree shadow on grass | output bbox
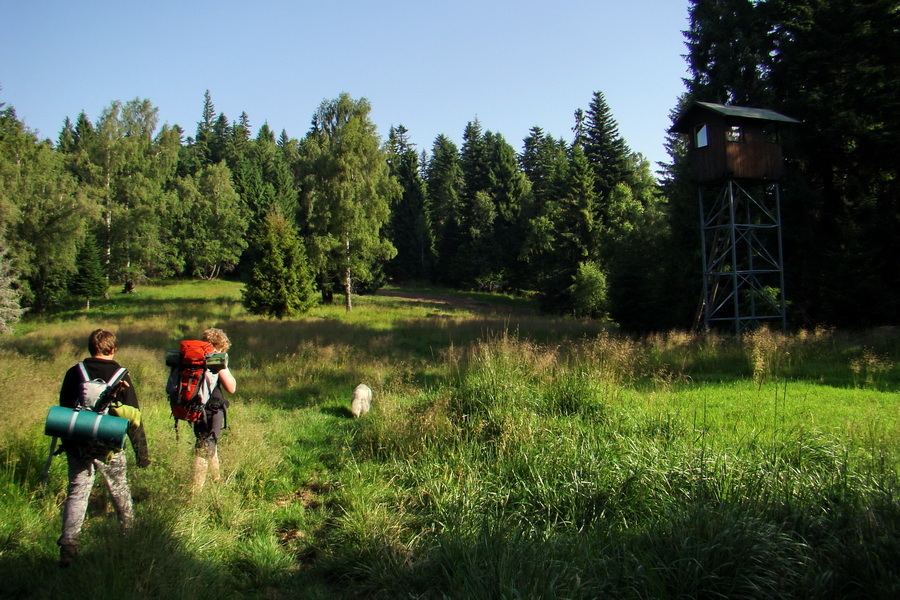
[224,312,606,366]
[0,511,232,600]
[204,311,613,416]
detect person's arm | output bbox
[120,370,151,467]
[128,425,151,467]
[217,368,236,394]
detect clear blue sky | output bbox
[1,0,691,169]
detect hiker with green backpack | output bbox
[55,329,151,567]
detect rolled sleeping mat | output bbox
[164,350,181,367]
[44,406,130,450]
[165,351,228,371]
[206,352,228,371]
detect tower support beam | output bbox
[698,180,787,333]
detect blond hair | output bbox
[202,328,231,352]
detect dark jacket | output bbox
[59,357,150,465]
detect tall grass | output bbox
[1,281,898,598]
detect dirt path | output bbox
[374,288,537,315]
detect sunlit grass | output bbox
[1,280,898,598]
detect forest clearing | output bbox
[1,280,898,599]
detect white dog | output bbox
[350,384,372,418]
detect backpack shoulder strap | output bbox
[77,361,127,385]
[77,362,90,382]
[108,367,128,387]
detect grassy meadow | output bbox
[1,280,899,599]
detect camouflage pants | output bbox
[58,449,133,546]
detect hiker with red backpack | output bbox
[55,329,150,567]
[187,328,236,494]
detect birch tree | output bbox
[297,94,399,311]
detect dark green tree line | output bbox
[7,12,895,332]
[0,104,94,310]
[0,88,665,326]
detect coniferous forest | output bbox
[1,0,897,332]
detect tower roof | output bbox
[670,102,801,134]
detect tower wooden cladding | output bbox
[670,102,800,184]
[670,102,800,333]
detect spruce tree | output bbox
[425,135,464,284]
[196,90,216,151]
[209,113,232,165]
[68,235,107,309]
[230,126,295,241]
[522,143,599,311]
[385,126,434,282]
[241,209,317,318]
[460,119,490,196]
[564,144,601,263]
[520,127,568,216]
[257,123,276,144]
[451,120,495,287]
[683,0,773,106]
[580,91,632,201]
[768,0,900,325]
[177,90,217,177]
[57,117,76,153]
[484,131,532,289]
[73,112,95,151]
[227,112,253,168]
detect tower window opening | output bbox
[726,125,744,142]
[695,123,708,148]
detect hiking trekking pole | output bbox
[40,436,58,495]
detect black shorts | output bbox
[192,405,225,450]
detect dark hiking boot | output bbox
[59,543,78,567]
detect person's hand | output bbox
[137,457,151,468]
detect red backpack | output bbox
[165,340,226,424]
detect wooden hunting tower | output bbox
[670,102,800,333]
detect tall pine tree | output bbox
[580,91,633,203]
[0,235,24,332]
[425,135,464,285]
[385,125,435,282]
